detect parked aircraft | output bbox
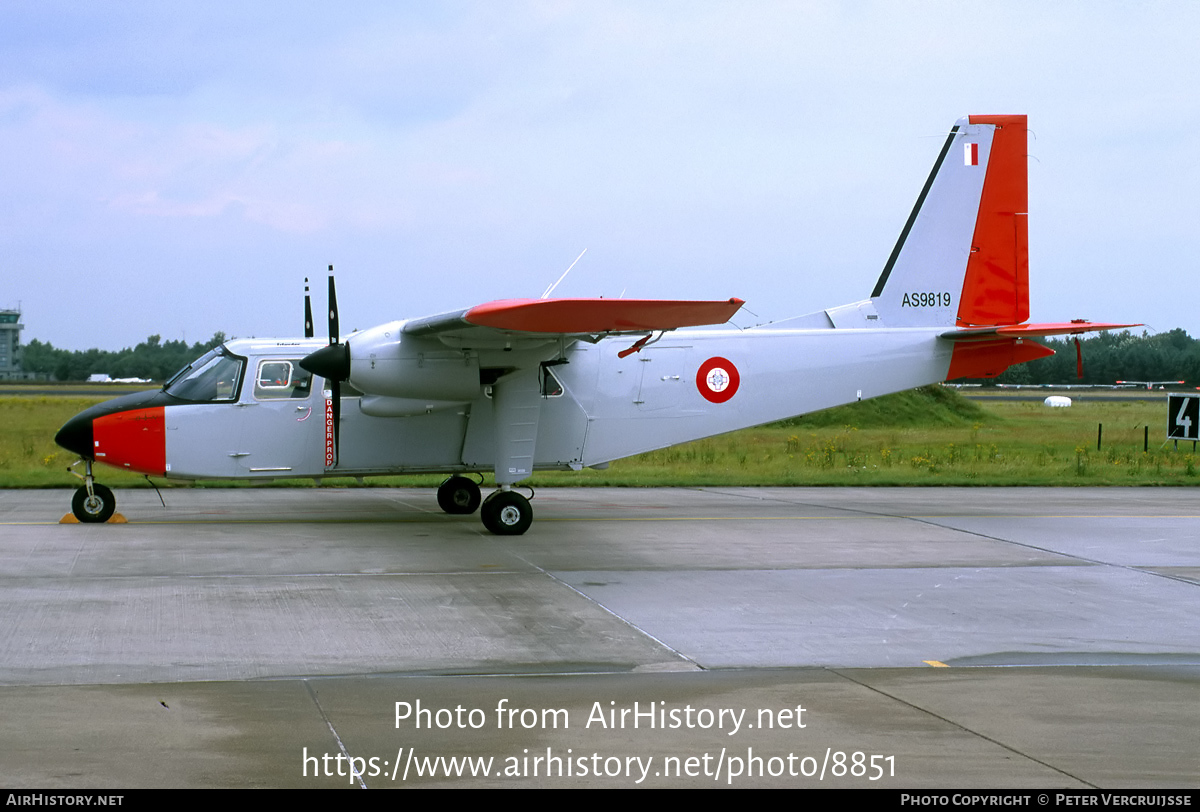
[55,115,1134,534]
[1117,381,1186,390]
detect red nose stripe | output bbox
[93,408,166,476]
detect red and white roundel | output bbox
[696,356,740,403]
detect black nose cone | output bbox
[55,412,94,458]
[300,342,351,381]
[53,388,165,460]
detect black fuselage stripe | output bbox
[870,125,961,299]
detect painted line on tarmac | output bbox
[7,512,1200,526]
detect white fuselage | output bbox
[159,327,950,481]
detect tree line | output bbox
[16,328,1200,386]
[21,333,227,383]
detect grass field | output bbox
[2,387,1196,490]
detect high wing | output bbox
[404,297,745,338]
[300,295,745,382]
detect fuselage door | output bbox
[635,347,691,412]
[232,359,324,476]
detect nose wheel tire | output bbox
[72,484,116,523]
[480,490,532,536]
[437,476,482,515]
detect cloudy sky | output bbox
[2,1,1196,351]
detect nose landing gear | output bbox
[72,483,116,523]
[67,459,117,523]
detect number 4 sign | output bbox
[1168,394,1199,441]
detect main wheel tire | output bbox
[437,476,482,515]
[71,484,116,523]
[480,490,533,536]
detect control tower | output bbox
[0,309,25,379]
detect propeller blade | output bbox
[327,265,339,346]
[303,277,314,338]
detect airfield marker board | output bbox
[1167,394,1199,441]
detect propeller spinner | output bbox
[300,340,350,382]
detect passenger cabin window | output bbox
[540,366,564,398]
[255,360,313,400]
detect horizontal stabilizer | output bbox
[941,321,1140,341]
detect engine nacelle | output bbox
[346,321,480,401]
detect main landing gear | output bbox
[436,475,533,536]
[436,476,482,515]
[69,460,116,523]
[480,490,533,536]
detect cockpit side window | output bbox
[163,349,246,402]
[254,360,313,400]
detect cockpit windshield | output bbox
[163,347,246,402]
